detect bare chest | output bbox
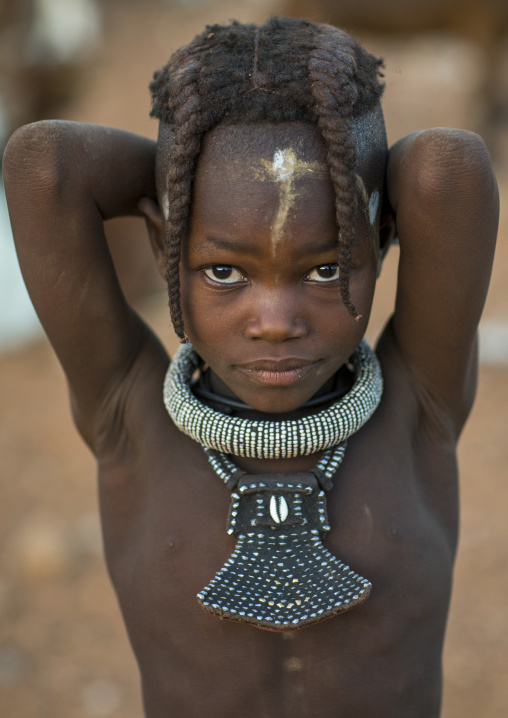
[97,406,458,718]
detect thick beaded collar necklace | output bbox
[163,340,382,459]
[163,341,383,631]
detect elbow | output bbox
[410,128,497,207]
[2,120,69,203]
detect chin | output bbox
[239,387,315,415]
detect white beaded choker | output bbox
[163,339,383,460]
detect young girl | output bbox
[3,16,498,718]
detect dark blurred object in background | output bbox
[283,0,508,152]
[0,0,165,329]
[0,0,101,153]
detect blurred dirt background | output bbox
[1,0,508,716]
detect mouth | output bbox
[233,359,321,387]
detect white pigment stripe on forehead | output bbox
[262,147,328,253]
[272,149,296,181]
[269,149,297,251]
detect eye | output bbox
[306,263,340,283]
[203,265,247,285]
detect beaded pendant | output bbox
[164,341,382,631]
[197,470,371,631]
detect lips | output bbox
[233,358,320,387]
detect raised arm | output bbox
[385,128,498,429]
[2,120,162,447]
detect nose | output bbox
[244,287,308,341]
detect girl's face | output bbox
[180,123,379,414]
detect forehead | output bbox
[190,123,335,222]
[198,122,329,169]
[193,122,332,203]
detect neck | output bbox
[192,363,355,473]
[192,364,354,422]
[164,340,383,463]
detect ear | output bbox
[138,197,166,281]
[377,195,397,277]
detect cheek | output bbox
[354,269,377,307]
[349,235,378,305]
[180,275,209,340]
[346,264,377,331]
[180,274,239,346]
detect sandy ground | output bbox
[1,1,508,716]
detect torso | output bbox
[97,328,458,718]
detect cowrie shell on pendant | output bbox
[270,495,289,523]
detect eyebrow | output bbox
[193,235,340,255]
[193,236,260,255]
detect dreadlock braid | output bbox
[149,17,385,340]
[308,27,360,318]
[154,55,204,338]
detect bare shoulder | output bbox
[385,128,498,433]
[3,120,161,454]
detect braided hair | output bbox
[150,17,385,340]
